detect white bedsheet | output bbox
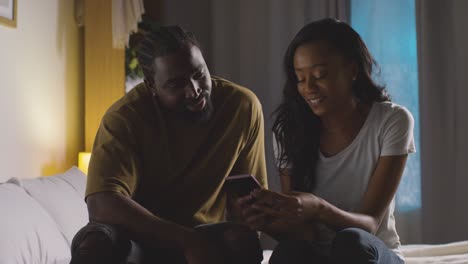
[261,241,468,264]
[403,241,468,264]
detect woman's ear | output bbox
[351,62,359,81]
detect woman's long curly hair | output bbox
[272,18,390,192]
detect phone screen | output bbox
[224,174,262,197]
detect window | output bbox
[351,0,421,211]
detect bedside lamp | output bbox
[78,152,91,174]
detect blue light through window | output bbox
[351,0,421,211]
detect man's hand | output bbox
[227,190,263,224]
[250,189,322,223]
[236,194,269,230]
[237,192,316,240]
[236,190,320,240]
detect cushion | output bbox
[0,182,70,264]
[19,166,89,246]
[262,250,272,264]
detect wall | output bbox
[83,0,124,151]
[0,0,83,181]
[160,0,213,67]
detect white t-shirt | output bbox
[274,101,416,259]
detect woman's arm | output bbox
[277,155,407,234]
[316,154,408,234]
[254,155,407,235]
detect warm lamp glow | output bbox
[78,152,91,175]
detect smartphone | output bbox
[224,174,262,197]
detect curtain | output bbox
[416,0,468,244]
[210,0,349,192]
[112,0,145,49]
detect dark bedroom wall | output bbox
[159,0,213,69]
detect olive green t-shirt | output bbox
[86,76,267,227]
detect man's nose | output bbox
[185,81,202,99]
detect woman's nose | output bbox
[185,83,202,99]
[305,79,319,92]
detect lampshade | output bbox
[78,152,91,174]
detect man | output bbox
[70,26,267,264]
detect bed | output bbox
[261,241,468,264]
[1,167,467,264]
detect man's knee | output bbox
[196,222,263,264]
[71,223,131,264]
[269,240,312,264]
[222,224,259,250]
[224,225,263,264]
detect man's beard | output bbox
[179,92,214,124]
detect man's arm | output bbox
[86,118,224,263]
[86,191,225,264]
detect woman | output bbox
[240,18,415,263]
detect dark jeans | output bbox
[269,228,404,264]
[70,221,263,264]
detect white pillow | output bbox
[0,182,70,264]
[19,166,89,246]
[262,250,272,264]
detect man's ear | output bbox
[144,79,157,96]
